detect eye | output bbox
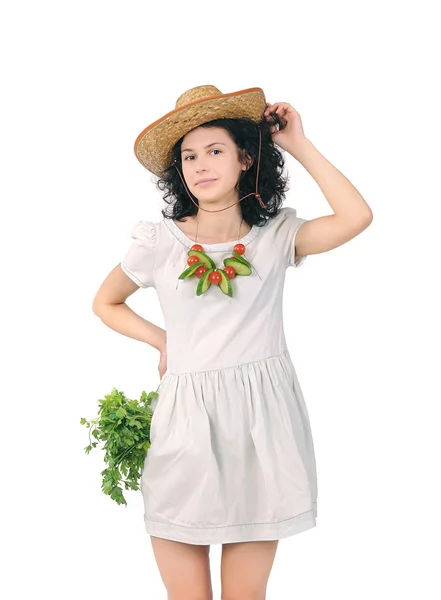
[183,149,222,161]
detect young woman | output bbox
[92,85,373,600]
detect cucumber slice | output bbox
[224,258,252,276]
[188,249,216,270]
[178,261,205,279]
[232,251,251,267]
[218,269,233,297]
[196,268,214,296]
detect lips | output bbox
[196,179,217,185]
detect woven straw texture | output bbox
[134,85,267,177]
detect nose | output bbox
[190,155,210,173]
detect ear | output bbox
[242,152,253,171]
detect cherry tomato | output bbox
[191,244,203,252]
[234,243,246,255]
[195,265,208,278]
[208,270,222,285]
[187,255,200,266]
[224,265,236,279]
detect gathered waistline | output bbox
[166,348,290,377]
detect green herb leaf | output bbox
[81,387,156,506]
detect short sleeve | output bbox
[278,207,308,268]
[120,220,156,288]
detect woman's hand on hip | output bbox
[158,346,167,380]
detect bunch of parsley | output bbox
[80,387,158,506]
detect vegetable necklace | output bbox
[177,215,256,297]
[173,125,266,298]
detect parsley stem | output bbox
[115,444,137,463]
[88,425,97,446]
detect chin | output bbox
[194,187,225,198]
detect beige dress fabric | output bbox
[120,206,318,545]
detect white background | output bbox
[1,1,440,598]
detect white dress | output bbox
[120,206,318,545]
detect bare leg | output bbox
[150,535,213,600]
[220,540,279,600]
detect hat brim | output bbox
[134,87,266,177]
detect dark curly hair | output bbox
[156,112,290,227]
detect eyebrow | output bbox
[181,142,227,153]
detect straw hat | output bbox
[134,85,267,177]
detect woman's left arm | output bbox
[265,102,373,258]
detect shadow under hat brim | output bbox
[134,87,267,177]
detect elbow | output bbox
[358,210,373,231]
[92,300,125,316]
[92,298,105,317]
[363,208,374,226]
[92,292,108,316]
[92,303,101,317]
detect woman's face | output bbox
[180,126,247,203]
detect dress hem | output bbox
[144,502,317,545]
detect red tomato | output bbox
[195,265,208,278]
[234,243,246,255]
[208,270,222,285]
[187,255,200,266]
[191,244,203,252]
[224,265,236,279]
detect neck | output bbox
[191,191,249,241]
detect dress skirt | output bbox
[140,349,318,545]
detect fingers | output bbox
[263,104,287,132]
[264,104,279,128]
[264,102,295,116]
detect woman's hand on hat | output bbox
[264,102,308,158]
